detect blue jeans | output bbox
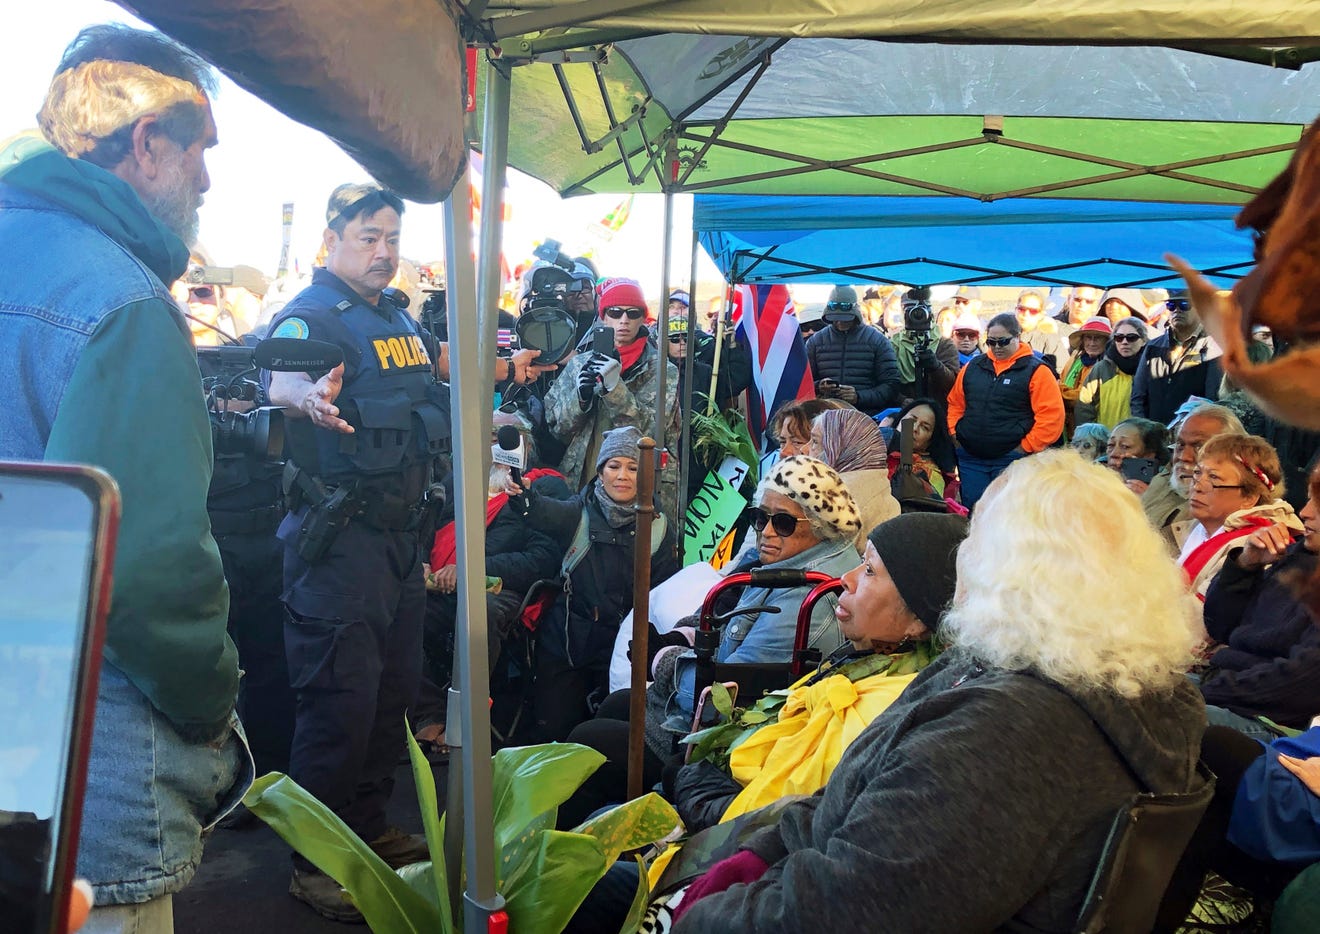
[76,663,252,905]
[958,449,1026,511]
[1205,704,1283,743]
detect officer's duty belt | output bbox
[209,505,284,535]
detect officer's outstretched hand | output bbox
[301,363,354,434]
[509,347,559,384]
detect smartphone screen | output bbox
[0,464,117,934]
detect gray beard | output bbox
[142,159,201,247]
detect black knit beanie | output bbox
[866,513,969,630]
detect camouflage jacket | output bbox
[544,340,682,521]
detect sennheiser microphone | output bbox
[253,337,345,372]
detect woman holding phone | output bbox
[1104,416,1169,494]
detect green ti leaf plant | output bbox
[244,734,679,934]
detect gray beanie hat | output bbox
[866,513,969,630]
[596,425,643,473]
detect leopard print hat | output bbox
[755,455,862,542]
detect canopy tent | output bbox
[479,38,1320,202]
[694,195,1256,288]
[477,0,1320,45]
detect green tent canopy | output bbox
[481,38,1320,202]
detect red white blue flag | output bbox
[732,284,815,452]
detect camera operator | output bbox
[889,286,961,405]
[197,337,295,796]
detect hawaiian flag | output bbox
[732,283,815,453]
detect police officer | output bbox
[266,183,550,921]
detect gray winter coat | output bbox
[674,648,1206,934]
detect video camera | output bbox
[197,344,283,461]
[196,338,345,462]
[902,287,934,345]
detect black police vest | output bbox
[955,352,1044,459]
[270,280,450,483]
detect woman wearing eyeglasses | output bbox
[1058,315,1111,437]
[1194,461,1320,741]
[945,313,1066,510]
[1070,422,1110,462]
[1177,433,1300,612]
[543,276,681,519]
[1074,317,1148,429]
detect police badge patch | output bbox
[272,317,310,339]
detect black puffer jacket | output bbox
[484,471,572,595]
[522,479,681,669]
[805,323,902,415]
[1202,543,1320,729]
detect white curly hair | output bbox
[941,450,1199,698]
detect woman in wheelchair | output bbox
[669,511,968,834]
[657,452,1208,933]
[557,456,861,828]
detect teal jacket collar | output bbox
[0,134,189,285]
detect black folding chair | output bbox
[1073,765,1217,934]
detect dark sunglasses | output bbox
[189,286,215,300]
[1165,299,1191,312]
[1113,333,1144,344]
[667,333,688,344]
[747,506,808,536]
[825,301,855,312]
[603,306,644,320]
[984,336,1016,348]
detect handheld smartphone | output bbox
[1120,457,1159,485]
[685,681,740,762]
[0,463,119,934]
[590,325,617,360]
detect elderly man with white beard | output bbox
[1142,403,1246,556]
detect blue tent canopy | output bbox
[694,194,1256,289]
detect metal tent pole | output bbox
[441,58,507,932]
[653,188,674,447]
[677,226,699,524]
[477,61,511,374]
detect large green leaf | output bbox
[490,744,605,853]
[572,794,680,868]
[501,830,608,934]
[243,772,443,933]
[618,856,651,934]
[405,726,454,932]
[397,862,441,913]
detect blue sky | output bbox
[2,1,727,299]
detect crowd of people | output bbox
[5,21,1320,934]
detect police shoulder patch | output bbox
[272,317,310,340]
